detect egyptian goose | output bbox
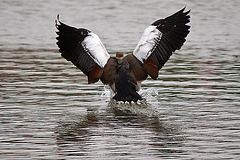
[55,8,190,102]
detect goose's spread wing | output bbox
[55,15,110,84]
[133,7,190,79]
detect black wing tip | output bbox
[180,6,191,14]
[174,7,191,18]
[54,15,90,34]
[55,14,60,29]
[182,7,191,19]
[171,7,191,19]
[151,7,191,26]
[55,14,70,29]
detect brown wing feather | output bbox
[143,58,158,80]
[100,57,118,86]
[124,54,148,82]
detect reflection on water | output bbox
[1,0,240,159]
[55,101,185,159]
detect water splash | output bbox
[108,98,160,118]
[100,86,113,98]
[139,87,159,98]
[101,86,159,99]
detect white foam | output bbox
[100,86,114,98]
[139,87,159,98]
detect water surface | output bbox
[0,0,240,159]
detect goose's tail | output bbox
[113,59,143,103]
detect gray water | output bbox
[1,0,240,159]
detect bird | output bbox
[55,7,190,102]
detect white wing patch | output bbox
[82,32,110,68]
[133,25,162,63]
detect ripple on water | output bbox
[1,0,240,159]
